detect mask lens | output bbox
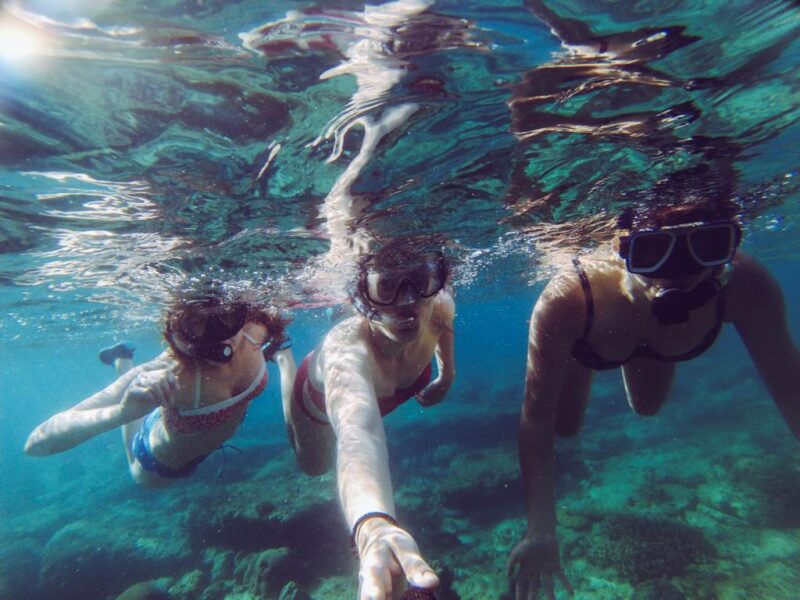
[688,224,734,265]
[409,261,443,297]
[629,232,674,272]
[361,250,446,306]
[365,271,401,305]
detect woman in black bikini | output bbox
[508,198,800,599]
[276,241,456,600]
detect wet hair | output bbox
[361,238,448,271]
[164,290,289,363]
[349,237,451,311]
[617,164,741,230]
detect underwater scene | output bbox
[0,0,799,599]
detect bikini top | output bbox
[162,362,268,434]
[296,352,433,423]
[570,258,725,371]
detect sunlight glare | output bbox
[0,18,46,64]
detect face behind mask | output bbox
[167,301,248,363]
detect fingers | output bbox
[543,574,555,600]
[402,556,438,590]
[513,571,533,600]
[132,368,178,407]
[388,534,437,592]
[146,377,168,406]
[358,528,438,600]
[507,545,523,577]
[358,550,392,600]
[556,570,574,597]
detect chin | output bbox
[377,317,420,341]
[647,270,711,290]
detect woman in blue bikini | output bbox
[508,197,800,599]
[276,241,456,600]
[25,292,291,487]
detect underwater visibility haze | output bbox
[0,0,799,598]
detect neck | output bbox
[366,321,405,358]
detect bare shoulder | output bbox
[321,315,369,357]
[432,289,456,325]
[532,263,588,333]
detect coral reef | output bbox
[587,514,715,583]
[38,519,191,599]
[735,456,800,529]
[116,580,172,600]
[5,350,800,600]
[0,541,41,600]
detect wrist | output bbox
[108,402,129,424]
[351,511,399,555]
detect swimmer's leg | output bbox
[99,341,136,366]
[112,342,138,456]
[66,343,138,412]
[554,358,594,437]
[621,360,676,416]
[277,351,335,476]
[275,347,297,428]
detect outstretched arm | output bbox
[731,255,800,441]
[509,275,584,600]
[25,357,177,456]
[417,292,456,407]
[322,328,438,600]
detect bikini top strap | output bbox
[572,257,594,339]
[714,264,731,321]
[194,364,202,409]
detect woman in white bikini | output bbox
[25,292,292,487]
[275,241,456,600]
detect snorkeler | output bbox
[24,291,291,487]
[508,198,800,599]
[277,241,456,600]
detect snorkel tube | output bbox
[349,284,398,325]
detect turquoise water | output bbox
[1,0,799,598]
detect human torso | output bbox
[308,292,450,415]
[150,322,268,467]
[570,257,728,370]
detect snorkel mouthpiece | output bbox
[651,278,721,325]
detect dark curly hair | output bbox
[617,164,741,230]
[164,289,290,363]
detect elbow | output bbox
[24,435,51,457]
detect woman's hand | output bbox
[507,533,572,600]
[356,517,438,600]
[119,360,178,422]
[415,377,451,407]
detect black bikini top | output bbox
[570,258,726,371]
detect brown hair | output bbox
[244,305,291,361]
[617,164,740,230]
[163,292,290,363]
